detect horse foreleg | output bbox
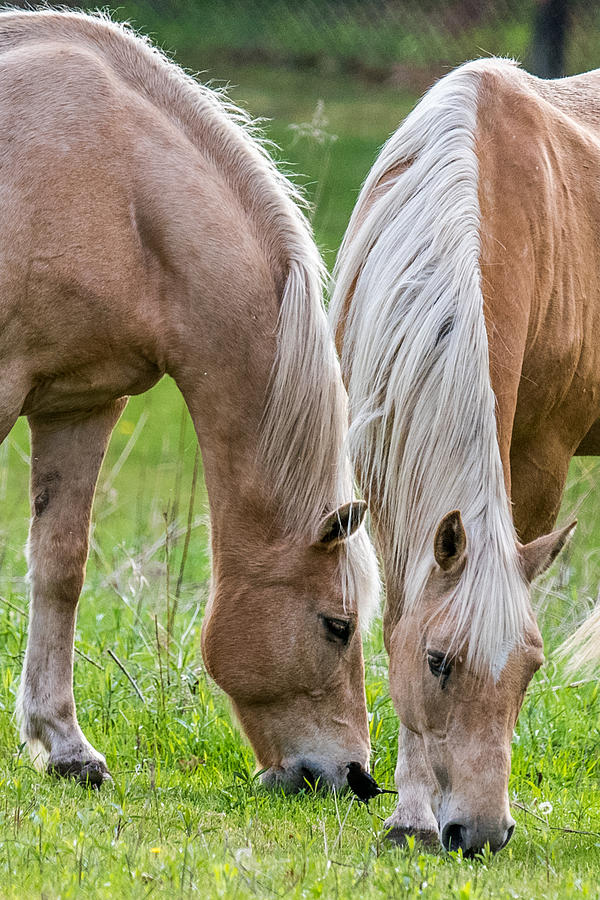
[17,400,127,785]
[384,724,439,847]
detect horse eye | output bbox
[427,650,452,688]
[321,616,352,646]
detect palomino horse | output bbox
[331,57,598,853]
[1,11,379,790]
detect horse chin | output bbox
[260,758,348,793]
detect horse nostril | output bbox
[441,821,466,852]
[299,765,320,790]
[442,820,515,855]
[502,823,515,849]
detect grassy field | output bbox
[0,32,600,900]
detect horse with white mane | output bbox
[331,57,600,853]
[0,10,379,790]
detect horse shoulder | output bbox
[478,70,599,425]
[475,65,600,534]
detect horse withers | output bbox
[331,58,598,851]
[0,11,379,790]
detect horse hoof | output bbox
[47,758,111,788]
[384,824,439,850]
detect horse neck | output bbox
[168,275,285,567]
[132,115,344,571]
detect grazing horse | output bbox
[0,11,379,790]
[331,57,600,852]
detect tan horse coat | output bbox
[477,66,600,536]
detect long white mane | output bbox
[331,59,530,672]
[262,254,380,625]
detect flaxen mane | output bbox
[331,59,530,672]
[2,9,378,620]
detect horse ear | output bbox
[519,521,576,583]
[433,510,467,572]
[315,501,367,549]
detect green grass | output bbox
[1,33,600,900]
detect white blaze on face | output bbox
[491,641,513,682]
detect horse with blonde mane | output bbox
[331,57,600,853]
[0,10,379,790]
